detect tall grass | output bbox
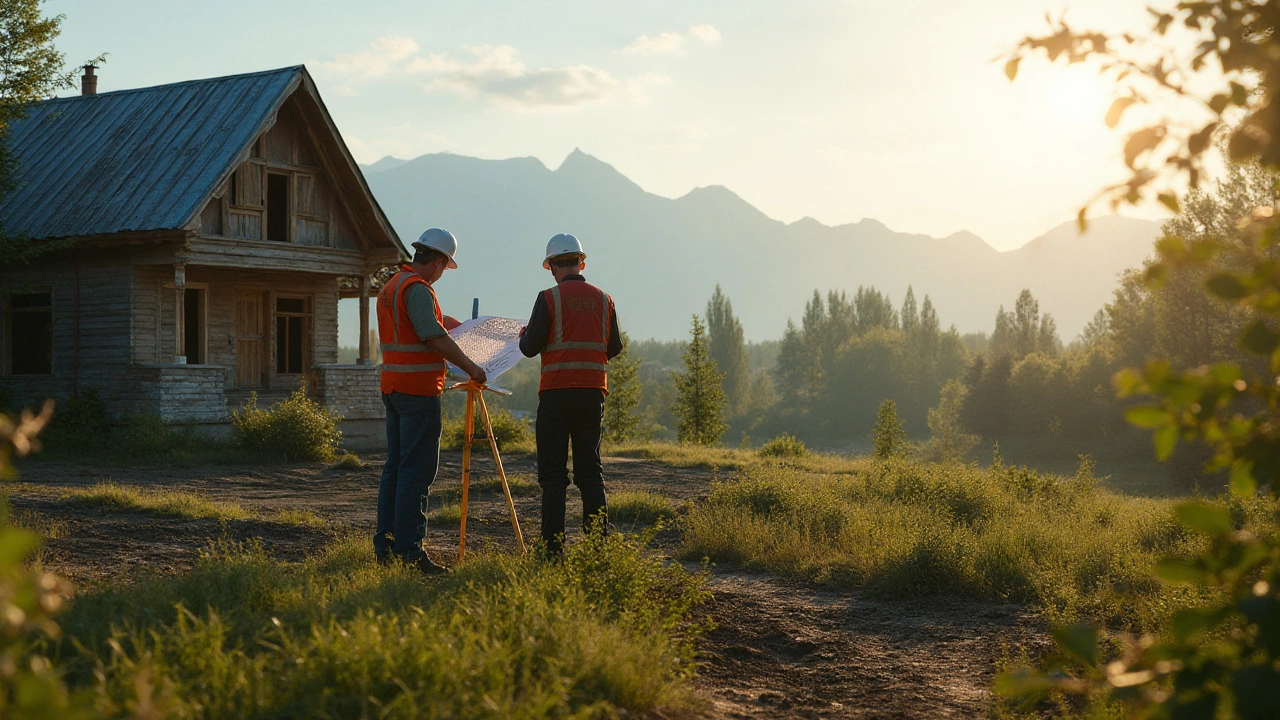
[682,458,1272,628]
[62,483,252,520]
[610,491,675,525]
[57,531,709,719]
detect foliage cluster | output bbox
[40,388,259,466]
[61,482,251,521]
[0,403,86,718]
[230,389,342,462]
[770,286,972,444]
[681,456,1275,628]
[757,433,808,459]
[995,3,1280,717]
[56,532,709,719]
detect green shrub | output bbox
[610,491,675,524]
[757,433,807,459]
[57,532,709,718]
[230,390,342,462]
[332,452,363,470]
[441,407,532,453]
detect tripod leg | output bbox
[459,389,476,560]
[478,393,526,554]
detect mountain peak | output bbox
[554,148,643,193]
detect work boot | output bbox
[412,554,449,575]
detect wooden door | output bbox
[235,290,266,387]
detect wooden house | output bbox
[0,66,405,444]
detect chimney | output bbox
[81,65,97,96]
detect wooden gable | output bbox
[193,92,364,251]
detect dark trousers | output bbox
[376,392,442,560]
[536,388,607,554]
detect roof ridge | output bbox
[37,65,304,105]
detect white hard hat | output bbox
[543,233,585,269]
[411,228,459,269]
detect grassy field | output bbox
[668,446,1276,629]
[54,531,708,719]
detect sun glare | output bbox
[1047,69,1109,123]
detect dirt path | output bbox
[10,453,1041,718]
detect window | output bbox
[266,173,290,242]
[183,288,205,364]
[5,291,53,375]
[275,296,310,374]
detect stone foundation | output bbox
[312,364,383,420]
[128,364,228,423]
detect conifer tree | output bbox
[872,399,907,458]
[673,315,727,445]
[602,332,643,442]
[705,285,749,417]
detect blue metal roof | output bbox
[0,66,303,240]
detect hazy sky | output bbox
[49,0,1164,251]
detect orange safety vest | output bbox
[377,266,449,396]
[539,280,613,394]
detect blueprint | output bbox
[447,316,527,381]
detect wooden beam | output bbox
[358,275,371,365]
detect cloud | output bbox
[318,39,656,110]
[623,25,721,55]
[420,45,658,110]
[320,36,421,78]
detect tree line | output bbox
[599,154,1273,455]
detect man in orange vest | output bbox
[519,233,622,555]
[376,227,486,574]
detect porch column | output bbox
[174,262,186,364]
[358,275,371,365]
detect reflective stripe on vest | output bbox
[539,280,611,394]
[377,266,450,396]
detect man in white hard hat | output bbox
[375,227,486,574]
[519,233,623,555]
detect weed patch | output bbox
[57,532,708,718]
[610,491,675,525]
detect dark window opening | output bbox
[275,297,309,375]
[184,289,203,364]
[6,291,53,375]
[229,172,238,206]
[267,173,290,242]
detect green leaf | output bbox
[1189,122,1218,155]
[1239,319,1280,357]
[1174,502,1233,535]
[1004,57,1020,81]
[1052,624,1099,666]
[993,668,1057,698]
[1105,96,1136,128]
[1171,606,1228,641]
[1230,462,1258,498]
[1156,558,1210,584]
[1125,406,1169,428]
[1157,193,1180,213]
[1206,273,1251,300]
[1124,126,1165,168]
[1154,423,1178,460]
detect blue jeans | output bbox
[376,392,442,560]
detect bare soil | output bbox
[10,451,1043,718]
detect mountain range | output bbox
[350,149,1160,342]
